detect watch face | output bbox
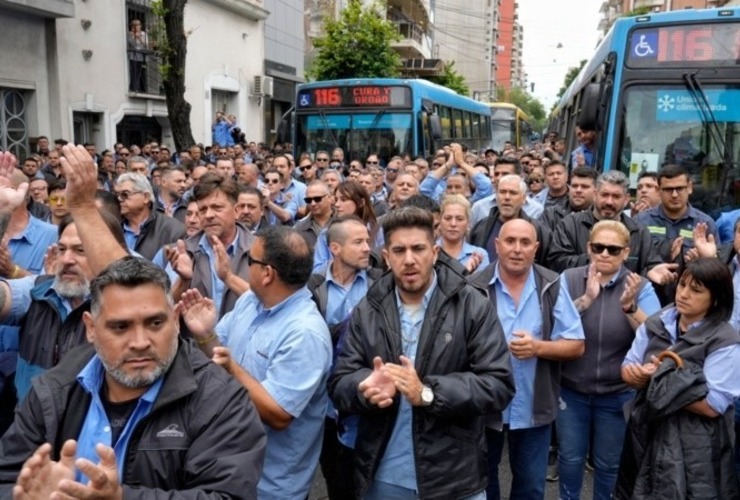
[422,386,433,404]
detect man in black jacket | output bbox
[329,207,515,500]
[0,257,266,498]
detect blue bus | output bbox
[550,7,739,214]
[289,78,492,164]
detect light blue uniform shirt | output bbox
[267,192,299,225]
[436,239,490,269]
[198,233,237,315]
[419,171,492,203]
[471,193,544,226]
[374,273,437,491]
[325,266,368,327]
[122,220,144,253]
[283,179,307,209]
[489,264,584,429]
[75,356,162,483]
[313,225,384,272]
[731,258,740,332]
[215,288,332,500]
[623,307,740,414]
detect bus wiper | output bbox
[318,110,339,149]
[682,72,730,167]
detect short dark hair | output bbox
[544,160,566,173]
[90,257,171,316]
[678,258,733,323]
[637,170,658,183]
[48,178,67,193]
[401,194,440,214]
[571,166,597,184]
[255,226,313,287]
[95,189,121,220]
[58,210,128,252]
[238,184,265,204]
[657,164,690,184]
[495,157,521,174]
[192,172,238,204]
[382,207,435,247]
[326,215,365,246]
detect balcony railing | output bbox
[127,49,165,96]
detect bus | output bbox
[489,102,533,153]
[549,7,740,215]
[289,78,492,164]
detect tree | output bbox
[422,61,469,96]
[555,59,587,101]
[152,0,195,151]
[495,86,548,132]
[307,0,401,80]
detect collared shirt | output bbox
[8,215,57,275]
[282,179,307,209]
[471,193,544,226]
[122,219,146,252]
[267,192,299,225]
[436,239,490,269]
[75,356,163,483]
[375,273,438,491]
[215,287,332,499]
[198,232,237,315]
[489,264,583,429]
[731,257,740,332]
[634,204,718,255]
[623,307,740,414]
[325,265,368,327]
[419,171,492,203]
[371,186,389,204]
[313,225,384,272]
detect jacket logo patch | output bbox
[443,333,452,343]
[156,424,185,438]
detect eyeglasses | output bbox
[432,163,443,167]
[304,194,328,204]
[115,190,143,201]
[366,160,379,165]
[521,161,530,166]
[298,165,313,171]
[386,168,399,173]
[246,250,269,267]
[660,185,688,194]
[589,242,625,256]
[265,178,281,184]
[49,196,66,204]
[120,153,130,157]
[528,178,543,185]
[316,158,329,162]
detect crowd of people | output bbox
[0,130,738,499]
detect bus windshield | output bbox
[296,112,413,162]
[491,121,515,153]
[619,84,740,214]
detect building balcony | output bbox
[127,49,166,97]
[0,0,73,18]
[387,0,430,29]
[389,17,431,59]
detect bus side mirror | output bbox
[578,83,600,131]
[430,114,442,141]
[276,110,294,145]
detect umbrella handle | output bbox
[657,350,684,368]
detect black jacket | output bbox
[615,312,740,500]
[549,210,662,274]
[129,210,186,260]
[0,340,266,499]
[469,207,551,266]
[329,259,515,499]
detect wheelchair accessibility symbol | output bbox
[633,34,654,57]
[299,93,311,107]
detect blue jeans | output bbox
[486,424,550,500]
[363,480,486,499]
[556,386,634,500]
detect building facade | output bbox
[0,0,267,157]
[599,0,733,35]
[494,0,524,97]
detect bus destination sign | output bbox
[297,86,412,108]
[627,23,739,67]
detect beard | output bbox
[53,273,90,299]
[97,335,178,389]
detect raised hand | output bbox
[670,236,684,261]
[647,262,679,286]
[358,356,396,408]
[0,152,28,214]
[211,235,232,282]
[44,243,60,276]
[465,252,484,274]
[60,144,98,210]
[169,239,193,280]
[212,346,234,374]
[585,263,602,301]
[54,443,123,500]
[619,271,642,310]
[13,440,76,500]
[175,288,217,338]
[692,222,717,259]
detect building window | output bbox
[126,0,164,95]
[0,89,28,159]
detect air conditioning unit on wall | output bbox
[253,75,274,97]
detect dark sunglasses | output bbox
[386,168,399,173]
[298,165,313,171]
[432,163,443,167]
[316,158,329,162]
[246,250,270,267]
[589,242,625,256]
[528,178,543,185]
[304,194,328,204]
[265,178,281,184]
[366,160,379,165]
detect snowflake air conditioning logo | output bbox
[657,94,675,113]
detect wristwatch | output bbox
[420,384,434,406]
[622,302,638,314]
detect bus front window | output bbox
[296,113,413,164]
[619,84,740,215]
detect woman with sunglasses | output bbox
[557,220,661,500]
[437,195,488,274]
[312,181,382,272]
[261,168,297,226]
[617,258,740,499]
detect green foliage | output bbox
[307,0,401,80]
[422,61,469,96]
[150,0,172,79]
[556,59,587,101]
[494,85,547,132]
[625,6,653,17]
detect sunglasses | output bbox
[366,160,379,165]
[316,158,329,162]
[528,178,543,185]
[304,194,328,204]
[246,250,269,267]
[120,153,130,157]
[115,190,143,201]
[298,165,313,171]
[49,196,66,204]
[589,242,625,256]
[265,178,281,185]
[432,163,443,167]
[386,168,399,173]
[660,185,688,194]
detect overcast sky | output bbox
[519,0,604,110]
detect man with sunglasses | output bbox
[178,225,331,500]
[295,181,334,247]
[550,170,678,290]
[297,158,318,185]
